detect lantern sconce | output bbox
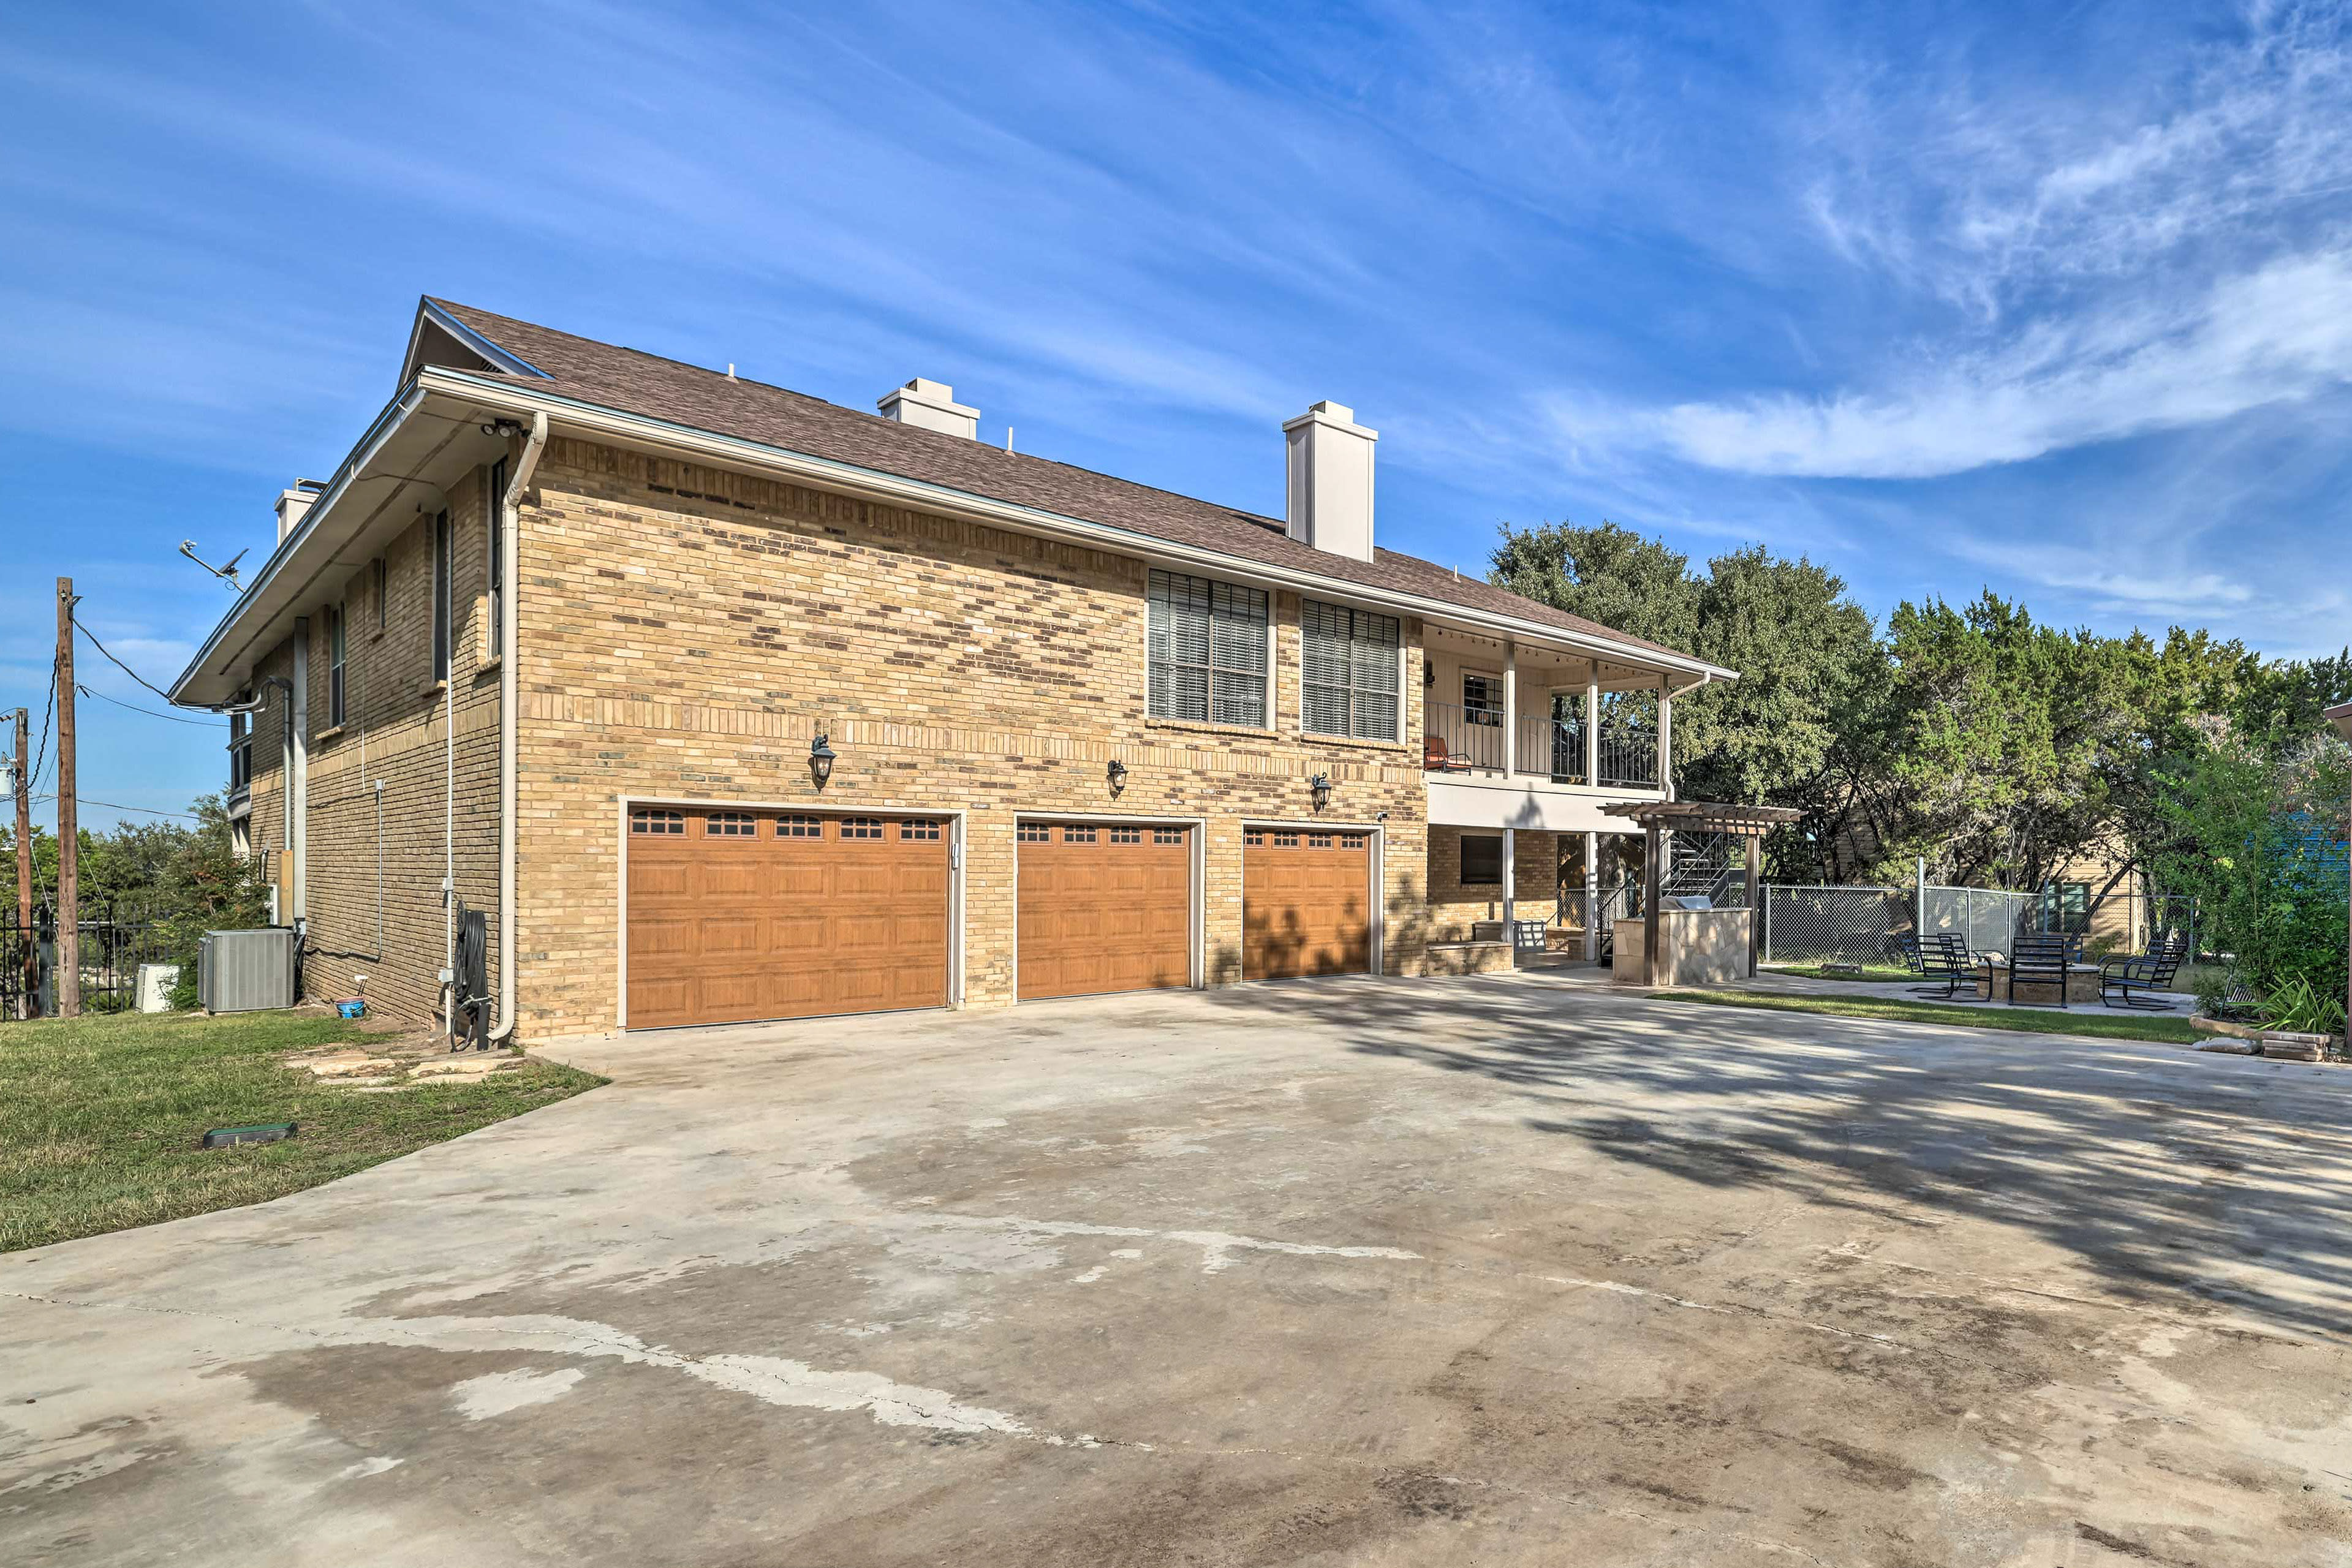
[1106,757,1129,794]
[809,733,838,790]
[1308,772,1332,813]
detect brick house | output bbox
[169,300,1733,1040]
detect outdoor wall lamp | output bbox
[1106,758,1129,793]
[1308,772,1333,812]
[809,733,837,790]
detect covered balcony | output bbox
[1420,626,1675,834]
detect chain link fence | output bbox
[1917,886,2044,959]
[1761,880,2201,968]
[1758,885,1914,965]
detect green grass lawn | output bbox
[1,1010,603,1254]
[1654,987,2205,1046]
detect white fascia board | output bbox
[419,367,1738,683]
[167,382,429,704]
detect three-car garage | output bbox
[623,803,1378,1028]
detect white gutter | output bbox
[168,383,429,703]
[416,368,1738,685]
[490,411,546,1044]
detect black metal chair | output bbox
[2003,933,2073,1009]
[1890,932,1924,974]
[2101,935,2188,1011]
[1911,933,1973,998]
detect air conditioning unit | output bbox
[199,928,297,1013]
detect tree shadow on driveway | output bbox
[1203,974,2352,1341]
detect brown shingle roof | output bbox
[428,299,1704,667]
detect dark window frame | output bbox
[1147,568,1270,728]
[1301,598,1402,742]
[431,510,452,682]
[486,458,507,661]
[327,601,347,726]
[1458,834,1503,886]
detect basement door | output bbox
[1016,820,1193,1000]
[1242,827,1373,980]
[624,806,950,1029]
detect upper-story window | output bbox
[1462,671,1503,728]
[1302,599,1401,742]
[372,556,387,632]
[327,603,347,726]
[486,458,507,660]
[431,510,452,682]
[1148,569,1268,728]
[228,712,251,791]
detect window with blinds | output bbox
[1301,599,1401,741]
[1148,570,1268,727]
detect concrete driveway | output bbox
[6,977,2351,1566]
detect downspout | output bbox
[1660,671,1711,803]
[490,410,546,1044]
[290,617,309,926]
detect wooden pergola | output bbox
[1600,801,1804,985]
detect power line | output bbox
[31,657,55,793]
[72,617,178,703]
[31,794,200,821]
[75,683,222,727]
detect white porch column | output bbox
[1658,674,1674,801]
[1583,830,1600,962]
[1585,665,1600,786]
[1503,640,1518,776]
[1501,826,1516,938]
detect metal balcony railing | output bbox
[1597,725,1659,790]
[1516,714,1587,785]
[1423,700,1503,772]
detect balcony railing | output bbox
[1426,699,1663,792]
[1597,725,1658,789]
[1424,700,1503,772]
[1516,714,1587,784]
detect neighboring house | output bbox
[170,300,1732,1039]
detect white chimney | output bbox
[877,378,979,439]
[275,480,323,542]
[1284,401,1377,562]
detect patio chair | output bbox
[2003,933,2072,1009]
[1910,933,1973,999]
[1889,932,1923,974]
[2101,934,2188,1011]
[1511,918,1550,966]
[1423,736,1472,774]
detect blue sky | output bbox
[6,1,2351,831]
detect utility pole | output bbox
[12,707,29,1019]
[54,578,79,1018]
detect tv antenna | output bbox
[180,540,248,591]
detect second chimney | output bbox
[878,378,979,439]
[1284,401,1377,562]
[276,479,325,541]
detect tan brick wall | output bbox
[511,440,1432,1038]
[1424,824,1558,944]
[242,469,505,1024]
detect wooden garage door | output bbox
[625,807,950,1029]
[1018,821,1192,1000]
[1242,827,1372,980]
